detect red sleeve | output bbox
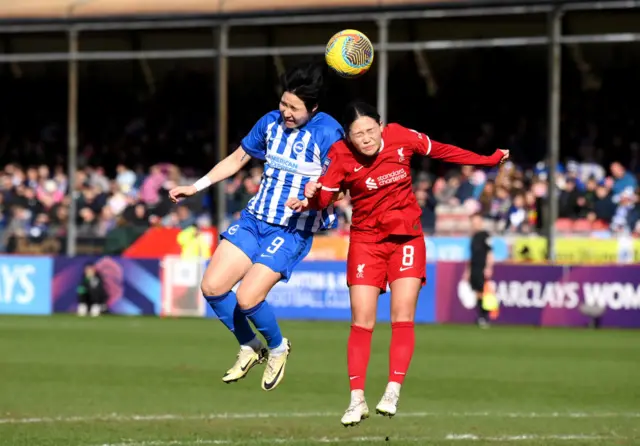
[393,124,503,166]
[308,145,346,210]
[428,141,503,166]
[391,124,432,156]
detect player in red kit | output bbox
[286,102,508,426]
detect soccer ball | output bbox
[325,29,374,78]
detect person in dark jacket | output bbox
[592,185,617,222]
[558,179,582,219]
[77,263,108,317]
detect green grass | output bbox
[0,315,639,446]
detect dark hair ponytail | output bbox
[342,101,381,133]
[280,60,326,112]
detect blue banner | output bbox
[209,261,436,323]
[426,236,509,262]
[0,256,53,315]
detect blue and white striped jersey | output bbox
[241,110,344,233]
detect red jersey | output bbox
[310,123,504,243]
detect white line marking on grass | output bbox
[100,441,230,446]
[97,434,618,446]
[3,410,639,425]
[445,434,613,441]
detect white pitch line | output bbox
[2,411,639,425]
[101,442,229,446]
[97,434,618,446]
[445,434,613,441]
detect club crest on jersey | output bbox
[398,147,405,162]
[322,158,332,175]
[293,140,306,156]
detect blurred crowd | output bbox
[225,156,640,237]
[423,158,640,236]
[2,153,640,251]
[0,162,211,251]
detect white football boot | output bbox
[222,343,268,384]
[341,390,370,427]
[376,382,401,417]
[261,338,291,391]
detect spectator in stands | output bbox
[124,203,149,227]
[413,172,436,233]
[175,205,196,229]
[116,164,137,191]
[435,174,461,205]
[415,188,436,233]
[610,162,638,197]
[478,180,495,215]
[487,186,511,223]
[558,178,582,219]
[565,161,585,191]
[95,206,117,237]
[506,193,527,232]
[227,170,260,218]
[590,184,616,223]
[29,212,49,239]
[610,188,640,234]
[582,177,599,215]
[454,166,476,203]
[520,191,535,229]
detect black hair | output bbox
[280,61,326,112]
[342,101,381,133]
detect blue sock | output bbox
[232,303,257,345]
[240,301,283,349]
[204,292,256,345]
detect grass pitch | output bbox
[0,315,638,446]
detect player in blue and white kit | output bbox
[169,62,343,391]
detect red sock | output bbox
[389,321,415,385]
[347,325,373,391]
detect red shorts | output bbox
[347,235,426,291]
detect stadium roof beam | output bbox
[0,49,218,63]
[2,32,640,64]
[0,19,220,34]
[226,4,555,27]
[0,0,638,34]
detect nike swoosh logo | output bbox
[263,362,285,390]
[349,376,360,380]
[399,266,413,272]
[393,371,406,375]
[240,359,253,372]
[260,254,272,258]
[354,166,363,172]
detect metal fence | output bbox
[1,0,639,258]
